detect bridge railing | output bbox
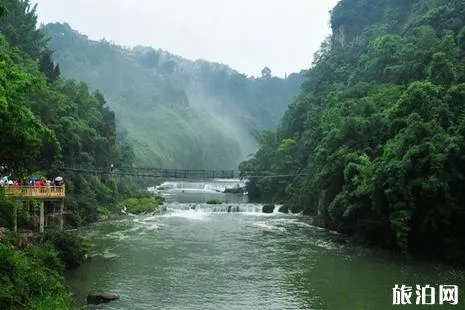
[58,165,309,180]
[1,186,65,199]
[60,165,240,179]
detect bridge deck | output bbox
[2,186,65,199]
[63,166,241,179]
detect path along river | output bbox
[67,181,465,309]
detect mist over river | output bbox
[67,181,465,309]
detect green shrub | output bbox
[0,237,73,309]
[26,243,64,274]
[0,195,21,230]
[97,206,110,216]
[119,196,164,214]
[43,230,91,269]
[206,199,222,205]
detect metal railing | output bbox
[2,185,65,198]
[58,164,308,180]
[61,165,240,179]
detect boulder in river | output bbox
[262,204,275,213]
[87,292,120,305]
[278,205,289,214]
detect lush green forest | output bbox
[0,1,139,307]
[0,1,137,226]
[4,0,465,306]
[42,22,304,169]
[240,0,465,262]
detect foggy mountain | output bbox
[42,23,304,169]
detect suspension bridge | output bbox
[58,165,308,180]
[1,165,307,233]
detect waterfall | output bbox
[167,203,264,213]
[149,180,246,193]
[164,203,286,214]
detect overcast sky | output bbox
[33,0,340,77]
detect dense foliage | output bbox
[0,233,73,309]
[0,0,138,226]
[42,23,304,169]
[0,1,139,306]
[240,0,465,262]
[43,230,91,269]
[119,196,165,214]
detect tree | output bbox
[161,59,176,74]
[261,66,271,78]
[240,0,465,262]
[142,49,160,68]
[428,52,456,85]
[0,3,7,17]
[0,0,47,58]
[39,50,61,83]
[0,42,56,172]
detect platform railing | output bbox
[1,185,65,198]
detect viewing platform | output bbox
[2,185,65,199]
[1,186,66,233]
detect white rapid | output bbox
[147,179,246,194]
[164,202,282,215]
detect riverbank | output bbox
[0,188,165,309]
[0,229,90,309]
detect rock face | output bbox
[87,293,120,305]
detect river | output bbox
[67,180,465,309]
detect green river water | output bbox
[67,182,465,310]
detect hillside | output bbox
[42,23,304,169]
[240,0,465,262]
[0,1,142,307]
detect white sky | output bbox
[33,0,340,77]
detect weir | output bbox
[2,186,66,233]
[163,202,285,215]
[149,179,246,193]
[168,202,267,213]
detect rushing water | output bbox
[67,181,465,309]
